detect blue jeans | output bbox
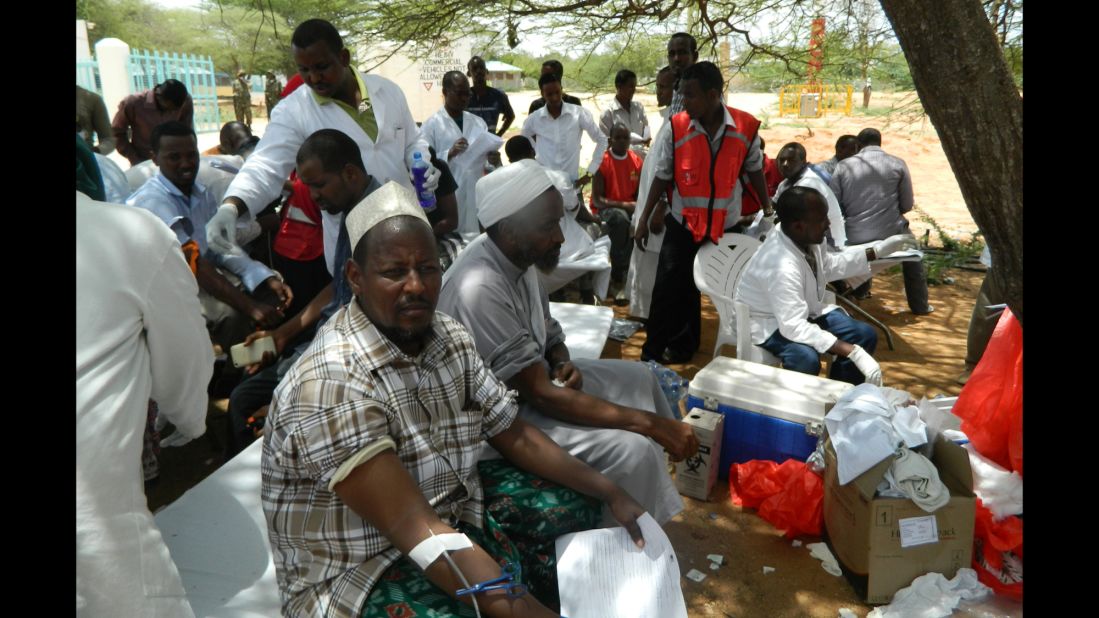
[759,311,878,385]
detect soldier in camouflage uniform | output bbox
[264,71,282,118]
[233,70,252,128]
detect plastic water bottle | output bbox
[410,152,436,210]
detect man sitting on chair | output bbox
[734,186,916,385]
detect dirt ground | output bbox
[605,265,987,618]
[145,91,1014,616]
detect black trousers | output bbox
[642,215,703,358]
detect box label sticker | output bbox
[898,515,939,548]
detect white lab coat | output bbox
[420,107,490,236]
[76,192,214,617]
[626,107,671,318]
[94,152,132,204]
[734,224,871,353]
[196,155,245,205]
[223,73,429,272]
[773,170,847,248]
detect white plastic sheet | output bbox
[867,568,991,618]
[825,384,928,485]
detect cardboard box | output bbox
[674,408,725,500]
[687,357,853,475]
[822,433,975,604]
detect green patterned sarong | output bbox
[360,459,600,617]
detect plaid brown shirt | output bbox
[261,300,518,617]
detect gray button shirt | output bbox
[828,145,914,245]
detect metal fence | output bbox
[778,84,853,118]
[77,59,100,95]
[129,49,221,132]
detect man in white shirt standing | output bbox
[599,69,650,159]
[773,141,846,249]
[734,186,916,385]
[521,72,608,190]
[206,18,439,268]
[77,190,213,617]
[420,70,497,237]
[522,71,610,304]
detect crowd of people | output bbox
[77,18,948,618]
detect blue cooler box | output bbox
[686,357,854,476]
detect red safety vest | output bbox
[671,106,761,243]
[741,154,782,217]
[273,172,325,262]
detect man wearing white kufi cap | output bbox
[438,159,699,527]
[261,180,647,617]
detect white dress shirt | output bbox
[420,107,491,236]
[735,224,871,353]
[77,191,213,617]
[521,102,607,181]
[598,97,650,156]
[773,169,847,248]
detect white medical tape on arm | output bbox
[408,533,474,570]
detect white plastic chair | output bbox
[734,300,781,366]
[692,232,766,359]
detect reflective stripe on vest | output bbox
[670,107,761,243]
[286,205,318,225]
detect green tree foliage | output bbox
[79,0,173,52]
[983,0,1023,86]
[79,0,296,75]
[197,3,293,75]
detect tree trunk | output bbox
[878,0,1023,324]
[861,64,871,108]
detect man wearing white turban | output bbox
[437,159,699,527]
[261,180,647,616]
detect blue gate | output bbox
[129,49,221,133]
[77,59,100,95]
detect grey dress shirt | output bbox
[828,145,914,245]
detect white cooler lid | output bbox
[688,357,854,426]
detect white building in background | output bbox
[485,61,523,91]
[360,39,474,124]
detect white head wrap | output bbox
[345,181,431,251]
[476,158,555,228]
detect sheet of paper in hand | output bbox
[555,512,688,618]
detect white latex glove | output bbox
[873,233,918,259]
[411,159,441,192]
[160,431,195,448]
[235,219,262,246]
[847,344,883,386]
[207,203,241,254]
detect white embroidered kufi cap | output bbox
[345,181,431,250]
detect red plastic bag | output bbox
[730,459,824,538]
[729,459,795,508]
[953,308,1023,476]
[972,499,1023,600]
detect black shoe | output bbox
[661,348,694,364]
